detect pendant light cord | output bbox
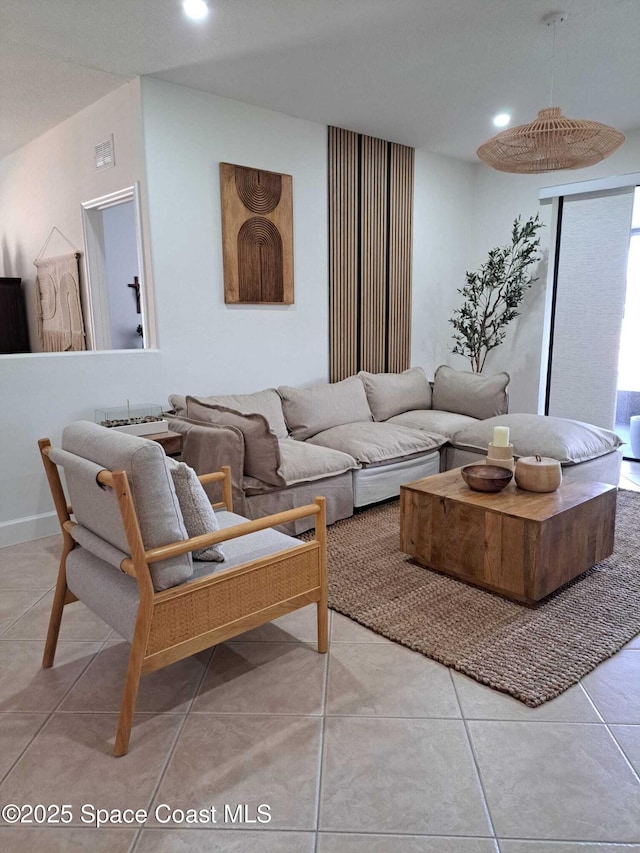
[549,19,556,107]
[544,12,567,108]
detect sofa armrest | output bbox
[168,417,247,515]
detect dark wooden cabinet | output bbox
[0,278,30,353]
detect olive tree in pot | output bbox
[450,215,544,372]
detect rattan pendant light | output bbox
[477,12,625,174]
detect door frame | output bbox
[81,183,148,350]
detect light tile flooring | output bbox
[1,473,640,851]
[620,459,640,491]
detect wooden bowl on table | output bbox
[461,464,513,493]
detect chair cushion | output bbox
[432,365,510,420]
[452,413,624,465]
[359,367,432,421]
[166,459,225,562]
[387,409,479,437]
[185,397,285,488]
[70,525,129,570]
[59,422,192,592]
[66,547,139,642]
[191,510,305,576]
[170,388,288,439]
[306,422,446,466]
[278,376,373,440]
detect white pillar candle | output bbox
[493,426,510,447]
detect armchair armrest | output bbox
[125,498,326,569]
[198,466,233,511]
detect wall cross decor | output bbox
[127,276,141,313]
[219,163,294,304]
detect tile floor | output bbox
[1,480,640,851]
[620,459,640,491]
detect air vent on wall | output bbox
[94,135,115,171]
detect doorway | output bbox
[615,187,640,461]
[81,184,149,350]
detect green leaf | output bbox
[449,214,543,371]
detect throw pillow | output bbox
[359,367,432,421]
[278,376,373,440]
[166,458,225,562]
[171,389,288,439]
[168,394,187,417]
[432,365,509,420]
[185,397,285,488]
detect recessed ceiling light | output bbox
[182,0,209,21]
[493,112,511,128]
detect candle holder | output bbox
[486,441,515,472]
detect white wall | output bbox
[469,130,640,413]
[140,78,329,395]
[0,78,331,545]
[0,81,162,545]
[0,80,145,351]
[411,149,477,378]
[6,70,631,544]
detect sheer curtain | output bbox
[546,187,634,430]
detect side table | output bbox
[145,430,183,457]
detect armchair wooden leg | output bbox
[114,633,147,757]
[315,496,329,654]
[42,536,73,668]
[317,599,329,654]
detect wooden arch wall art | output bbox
[220,162,294,304]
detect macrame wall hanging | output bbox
[34,227,86,352]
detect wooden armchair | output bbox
[39,421,328,756]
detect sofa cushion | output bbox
[432,365,510,420]
[278,376,373,440]
[166,458,225,562]
[171,389,288,439]
[58,421,192,592]
[277,438,358,485]
[452,413,624,465]
[186,397,285,488]
[307,422,446,466]
[387,409,479,437]
[359,367,432,421]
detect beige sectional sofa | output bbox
[167,365,623,533]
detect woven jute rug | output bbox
[310,488,640,706]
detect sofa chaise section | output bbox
[448,412,623,485]
[382,366,623,485]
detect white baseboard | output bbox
[0,511,59,548]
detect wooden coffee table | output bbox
[400,468,616,604]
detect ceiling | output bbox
[2,0,640,164]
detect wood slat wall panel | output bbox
[387,143,414,373]
[360,135,388,374]
[329,127,413,381]
[329,127,359,381]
